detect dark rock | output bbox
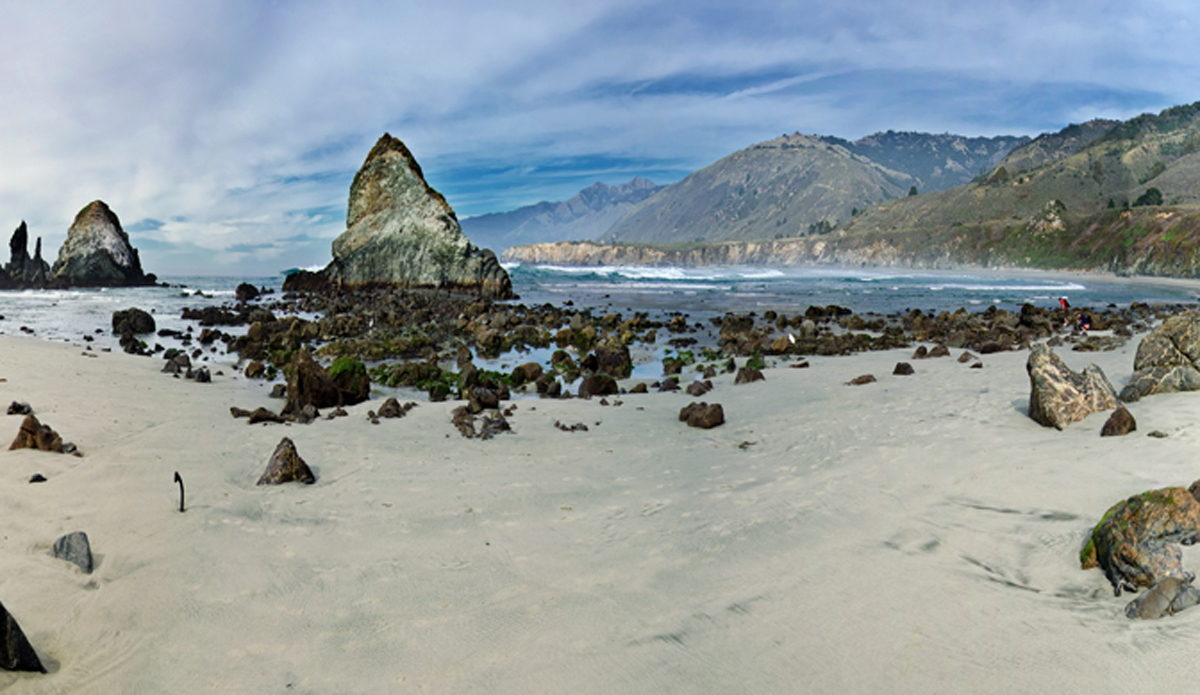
[734,367,764,385]
[377,397,416,419]
[1101,406,1137,437]
[327,357,370,406]
[1081,486,1200,594]
[1125,576,1200,619]
[957,351,977,363]
[6,402,31,416]
[161,353,190,374]
[193,367,211,383]
[469,387,501,413]
[657,379,680,392]
[244,361,266,379]
[912,345,928,359]
[686,380,713,397]
[579,373,618,398]
[846,374,876,386]
[893,362,914,376]
[1120,313,1200,402]
[512,362,543,386]
[927,344,951,358]
[257,437,316,485]
[555,420,589,432]
[281,349,343,417]
[230,407,252,418]
[51,200,153,287]
[592,335,633,379]
[51,530,93,574]
[269,384,287,399]
[0,599,46,672]
[112,307,155,335]
[319,133,513,299]
[679,402,724,429]
[28,474,46,484]
[235,282,260,302]
[1027,344,1118,429]
[248,407,285,425]
[8,415,62,453]
[294,404,319,424]
[629,382,649,394]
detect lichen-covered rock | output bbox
[50,200,154,287]
[257,437,315,485]
[1125,576,1200,619]
[0,599,45,673]
[1119,313,1200,402]
[591,335,633,379]
[1081,486,1200,595]
[321,134,512,299]
[1026,344,1118,429]
[327,357,370,406]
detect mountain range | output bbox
[500,99,1200,278]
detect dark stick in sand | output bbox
[174,471,185,512]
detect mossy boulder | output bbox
[328,357,370,406]
[1081,485,1200,595]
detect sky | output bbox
[1,0,1198,276]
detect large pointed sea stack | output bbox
[51,200,155,287]
[305,134,512,298]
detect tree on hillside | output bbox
[1134,188,1163,207]
[908,185,919,197]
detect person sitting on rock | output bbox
[1078,313,1092,331]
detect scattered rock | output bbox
[686,380,713,397]
[555,420,589,432]
[294,404,319,424]
[679,402,724,429]
[230,407,252,419]
[281,348,343,417]
[957,351,977,363]
[257,437,316,485]
[28,474,46,484]
[193,366,211,383]
[1101,405,1137,437]
[846,374,876,386]
[912,345,928,359]
[1148,430,1169,439]
[377,398,416,419]
[112,307,155,335]
[51,530,93,574]
[235,282,260,302]
[243,360,266,379]
[734,367,764,385]
[6,402,31,416]
[629,382,649,394]
[8,415,62,453]
[1026,344,1118,430]
[1125,576,1200,619]
[0,599,46,672]
[161,353,190,374]
[927,344,951,358]
[893,362,914,376]
[269,383,287,399]
[578,373,618,398]
[248,407,286,425]
[327,357,370,406]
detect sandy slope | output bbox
[2,334,1200,693]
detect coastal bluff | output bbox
[288,133,512,299]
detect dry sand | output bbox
[2,333,1200,693]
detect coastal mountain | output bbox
[818,131,1030,192]
[598,131,1029,245]
[508,100,1200,278]
[287,133,512,299]
[51,200,155,287]
[600,133,919,244]
[460,177,662,252]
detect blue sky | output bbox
[1,0,1198,275]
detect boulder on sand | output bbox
[1026,343,1118,430]
[51,530,94,574]
[1081,486,1200,595]
[8,415,63,453]
[257,437,316,485]
[1119,313,1200,402]
[281,349,343,417]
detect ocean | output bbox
[0,266,1197,361]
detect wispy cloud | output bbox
[0,0,1197,274]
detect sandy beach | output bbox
[3,332,1200,693]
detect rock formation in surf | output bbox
[288,133,512,298]
[50,200,155,287]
